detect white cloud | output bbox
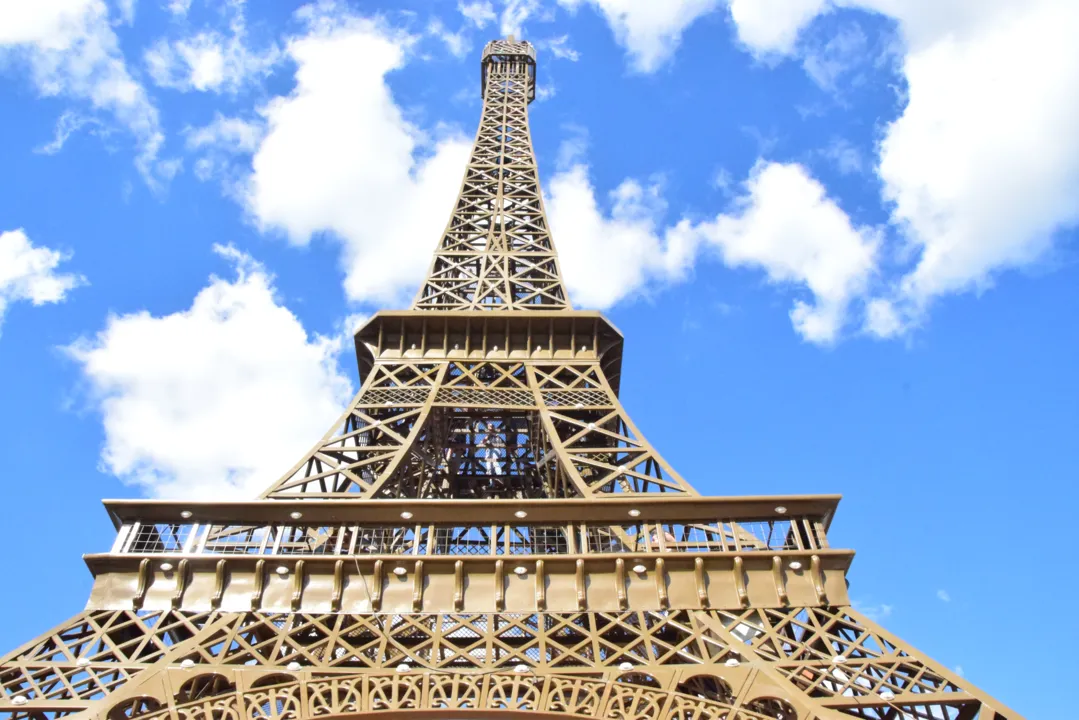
[0,229,82,337]
[539,34,580,61]
[339,312,370,339]
[35,110,103,154]
[427,18,470,59]
[184,113,264,184]
[547,164,695,308]
[459,0,496,29]
[116,0,136,24]
[801,21,867,91]
[500,0,543,38]
[696,161,879,344]
[165,0,191,17]
[853,600,894,622]
[864,297,902,338]
[455,1,555,52]
[555,126,589,168]
[192,157,214,181]
[66,245,353,500]
[727,0,828,55]
[937,589,951,602]
[145,34,224,91]
[244,9,471,305]
[144,1,280,93]
[534,83,556,101]
[819,137,864,175]
[559,0,720,72]
[713,167,733,193]
[547,156,879,343]
[727,0,1079,336]
[185,113,264,154]
[882,0,1079,317]
[0,0,171,184]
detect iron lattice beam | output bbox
[414,38,568,311]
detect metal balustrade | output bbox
[126,522,195,553]
[111,516,828,559]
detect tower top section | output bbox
[413,35,568,311]
[482,36,537,103]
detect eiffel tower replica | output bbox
[1,38,1020,720]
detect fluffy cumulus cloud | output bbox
[880,0,1079,315]
[695,162,879,343]
[547,164,696,308]
[547,154,878,343]
[244,9,471,305]
[66,246,353,500]
[558,0,720,71]
[727,0,1079,335]
[144,1,280,93]
[726,0,828,55]
[0,0,171,183]
[0,229,82,337]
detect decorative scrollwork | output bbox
[247,687,301,720]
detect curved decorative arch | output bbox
[175,673,236,704]
[675,674,735,704]
[106,695,162,720]
[744,696,797,720]
[614,672,662,688]
[139,672,785,720]
[250,674,298,690]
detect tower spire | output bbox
[414,38,569,311]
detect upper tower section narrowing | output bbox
[412,37,571,312]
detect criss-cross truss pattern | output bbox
[414,37,568,310]
[260,361,695,499]
[0,606,1017,719]
[0,37,1022,720]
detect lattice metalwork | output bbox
[259,363,441,499]
[125,525,194,555]
[110,514,830,558]
[116,672,796,720]
[0,608,1016,719]
[0,36,1020,720]
[506,525,569,554]
[258,360,698,500]
[0,610,214,715]
[413,38,568,310]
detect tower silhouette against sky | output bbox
[0,38,1020,720]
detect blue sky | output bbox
[1,0,1077,715]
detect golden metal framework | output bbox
[0,37,1021,720]
[414,40,567,311]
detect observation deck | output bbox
[86,495,851,614]
[482,36,537,103]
